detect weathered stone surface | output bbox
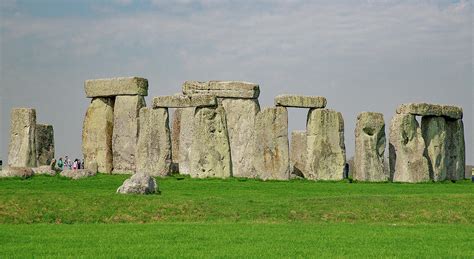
[177,108,195,175]
[8,108,37,168]
[221,98,260,178]
[82,98,114,174]
[35,124,55,166]
[275,95,327,108]
[112,95,146,174]
[442,105,463,119]
[171,108,182,170]
[421,116,447,181]
[306,109,346,181]
[153,94,217,108]
[396,103,442,117]
[0,167,34,178]
[254,107,290,180]
[117,173,158,194]
[389,114,430,182]
[136,108,172,177]
[183,81,259,98]
[84,77,148,98]
[354,112,387,182]
[290,130,307,178]
[32,165,57,176]
[191,106,232,178]
[445,119,465,181]
[466,165,473,179]
[60,169,97,180]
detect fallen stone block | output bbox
[191,106,232,178]
[117,173,158,195]
[85,77,148,98]
[112,95,146,174]
[82,98,114,174]
[152,94,217,108]
[389,114,430,183]
[354,112,387,182]
[254,107,290,180]
[32,165,57,176]
[35,124,55,166]
[421,116,447,181]
[306,109,346,181]
[136,108,172,177]
[183,81,259,99]
[60,169,97,180]
[275,95,327,108]
[0,167,34,178]
[221,98,260,178]
[446,119,465,181]
[290,130,307,178]
[8,108,37,168]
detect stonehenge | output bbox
[7,77,467,184]
[82,77,148,174]
[389,103,465,182]
[354,112,387,182]
[8,108,55,170]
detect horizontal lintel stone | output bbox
[182,81,259,99]
[85,77,148,98]
[274,95,327,108]
[396,103,463,119]
[152,94,217,108]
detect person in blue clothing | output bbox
[57,157,64,170]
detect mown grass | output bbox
[0,174,473,257]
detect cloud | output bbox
[0,0,472,163]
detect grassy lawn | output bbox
[0,174,473,257]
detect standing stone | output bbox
[171,108,182,172]
[254,107,290,180]
[421,116,447,181]
[190,106,232,178]
[306,109,346,181]
[354,112,387,182]
[35,124,55,166]
[112,95,146,174]
[8,108,37,168]
[290,130,307,178]
[221,98,260,178]
[136,108,172,177]
[82,98,114,174]
[389,114,429,182]
[178,108,195,175]
[446,119,465,181]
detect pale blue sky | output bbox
[1,0,472,164]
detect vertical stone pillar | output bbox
[82,98,114,174]
[421,116,447,181]
[221,98,260,178]
[446,119,465,181]
[306,109,346,181]
[178,107,195,175]
[354,112,387,182]
[190,106,232,178]
[254,107,290,180]
[112,95,146,174]
[290,130,307,178]
[36,124,55,166]
[389,114,429,182]
[136,107,172,177]
[170,108,182,173]
[8,108,37,168]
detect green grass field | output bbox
[0,174,473,257]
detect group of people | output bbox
[56,156,84,171]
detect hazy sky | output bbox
[1,0,472,165]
